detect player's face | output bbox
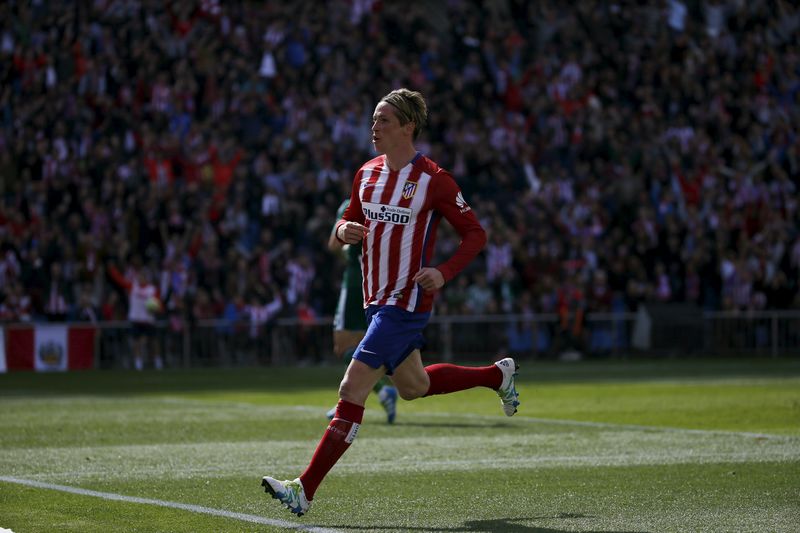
[371,102,410,154]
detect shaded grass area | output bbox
[2,357,799,397]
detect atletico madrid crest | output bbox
[402,181,417,199]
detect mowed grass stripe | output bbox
[2,429,797,482]
[7,393,795,439]
[155,395,800,439]
[0,476,341,533]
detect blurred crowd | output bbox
[0,0,798,333]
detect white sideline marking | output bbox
[0,476,340,533]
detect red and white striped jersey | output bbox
[338,153,486,313]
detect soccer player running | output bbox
[326,198,399,423]
[262,88,520,516]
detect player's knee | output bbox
[337,380,353,401]
[397,385,426,401]
[337,378,366,404]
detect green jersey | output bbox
[333,199,367,331]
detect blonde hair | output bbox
[380,88,427,140]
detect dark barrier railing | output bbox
[3,309,799,370]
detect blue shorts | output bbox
[352,305,430,375]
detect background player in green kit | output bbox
[327,198,398,423]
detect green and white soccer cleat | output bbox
[378,385,398,424]
[494,357,520,416]
[261,476,310,516]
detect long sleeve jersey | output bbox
[336,153,486,313]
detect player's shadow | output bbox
[328,513,650,532]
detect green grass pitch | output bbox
[1,358,799,532]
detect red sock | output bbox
[424,363,503,396]
[299,399,364,500]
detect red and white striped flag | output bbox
[2,325,96,372]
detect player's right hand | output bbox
[337,222,369,244]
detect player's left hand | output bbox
[413,267,444,292]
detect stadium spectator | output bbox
[106,260,163,370]
[43,261,70,321]
[73,286,100,323]
[244,285,282,362]
[465,272,495,314]
[556,271,587,358]
[0,0,796,349]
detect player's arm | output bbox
[415,173,486,290]
[328,198,353,252]
[334,170,369,245]
[328,203,345,252]
[106,262,133,292]
[328,227,344,252]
